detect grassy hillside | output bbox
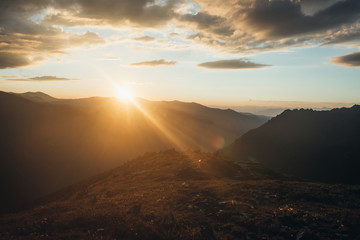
[0,150,359,239]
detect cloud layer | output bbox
[197,59,270,69]
[1,0,360,68]
[130,59,176,67]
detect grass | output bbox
[1,150,359,239]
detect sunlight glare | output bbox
[116,86,134,101]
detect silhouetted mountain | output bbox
[1,150,359,239]
[0,91,268,213]
[220,106,360,184]
[14,91,58,103]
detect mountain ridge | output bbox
[219,105,360,184]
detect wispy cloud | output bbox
[197,59,270,69]
[8,76,80,81]
[133,36,155,42]
[130,59,177,67]
[0,75,24,78]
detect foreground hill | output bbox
[0,91,267,213]
[220,106,360,184]
[0,150,359,239]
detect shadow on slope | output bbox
[220,106,360,184]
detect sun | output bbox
[115,86,134,101]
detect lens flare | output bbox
[210,135,225,150]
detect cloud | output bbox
[197,59,270,69]
[183,0,360,53]
[179,11,234,36]
[42,0,179,27]
[299,0,344,16]
[0,75,23,78]
[331,51,360,67]
[0,0,105,69]
[1,0,360,66]
[322,28,360,45]
[133,36,155,42]
[130,59,177,67]
[8,76,80,81]
[68,31,104,46]
[0,29,104,68]
[242,0,360,38]
[0,52,32,69]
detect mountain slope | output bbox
[0,91,268,213]
[14,91,58,103]
[13,92,270,150]
[1,150,359,240]
[219,106,360,184]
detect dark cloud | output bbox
[133,36,155,42]
[331,51,360,67]
[43,0,179,27]
[0,52,32,69]
[8,76,80,81]
[130,59,176,67]
[186,0,360,52]
[243,0,360,38]
[181,12,225,29]
[180,12,234,36]
[197,59,270,69]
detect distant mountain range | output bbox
[0,91,268,213]
[220,105,360,184]
[212,105,335,117]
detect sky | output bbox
[0,0,360,108]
